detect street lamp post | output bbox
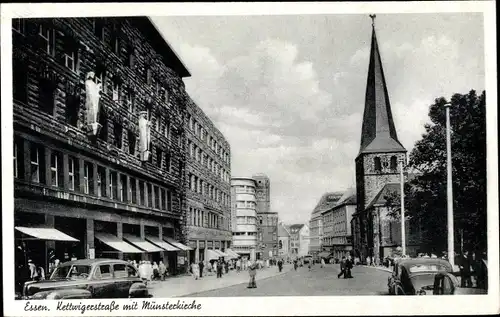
[399,157,406,256]
[444,103,455,268]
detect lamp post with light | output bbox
[444,102,455,268]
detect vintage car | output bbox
[387,258,487,295]
[22,258,150,299]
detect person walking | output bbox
[216,260,223,278]
[236,258,241,273]
[293,259,298,271]
[338,256,346,279]
[159,261,166,281]
[225,260,229,274]
[152,262,159,280]
[198,260,204,278]
[320,258,325,268]
[247,261,257,288]
[460,251,473,288]
[278,259,283,272]
[191,261,200,280]
[346,255,353,278]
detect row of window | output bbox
[188,174,230,206]
[257,216,278,226]
[235,201,257,209]
[232,232,256,236]
[236,216,257,225]
[188,114,230,165]
[189,207,229,230]
[14,139,174,211]
[373,156,400,172]
[233,185,256,194]
[188,140,230,183]
[322,237,349,245]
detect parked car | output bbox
[22,258,150,299]
[387,258,487,295]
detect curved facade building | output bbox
[230,177,258,260]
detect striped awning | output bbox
[145,235,180,252]
[15,226,79,242]
[122,234,164,252]
[206,249,220,261]
[225,249,240,259]
[163,237,192,251]
[95,233,143,253]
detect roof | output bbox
[365,183,400,209]
[358,24,406,157]
[278,223,290,237]
[311,192,344,215]
[130,17,191,78]
[336,187,357,206]
[397,258,453,272]
[289,224,305,231]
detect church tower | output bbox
[354,16,407,259]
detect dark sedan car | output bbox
[22,258,149,299]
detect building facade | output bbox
[278,222,291,260]
[185,99,232,263]
[308,192,343,257]
[230,177,258,261]
[289,224,310,257]
[321,188,357,260]
[12,17,192,283]
[351,21,420,263]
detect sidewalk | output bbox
[148,265,293,297]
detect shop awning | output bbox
[95,233,143,253]
[318,251,332,258]
[206,249,221,261]
[123,234,164,253]
[15,226,79,242]
[214,250,230,257]
[163,237,193,251]
[225,249,240,258]
[145,235,180,252]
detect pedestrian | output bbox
[159,261,166,281]
[152,262,159,280]
[293,259,298,271]
[278,259,283,272]
[236,258,241,273]
[346,255,353,278]
[225,260,229,274]
[198,260,204,278]
[247,261,257,288]
[217,260,223,278]
[460,251,473,288]
[338,256,346,278]
[191,261,200,280]
[366,256,371,266]
[28,259,39,281]
[320,258,325,268]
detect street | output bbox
[184,265,390,297]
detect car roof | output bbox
[59,258,129,266]
[398,258,452,269]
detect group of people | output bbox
[128,260,168,282]
[337,255,354,278]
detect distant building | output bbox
[253,174,278,260]
[230,177,258,261]
[351,20,421,263]
[289,224,310,257]
[321,188,357,259]
[278,222,291,259]
[308,192,343,257]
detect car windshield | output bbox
[51,265,92,280]
[408,264,450,273]
[410,273,437,291]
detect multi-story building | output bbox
[185,100,232,263]
[321,188,357,260]
[252,174,278,260]
[230,177,258,261]
[308,192,343,258]
[278,222,291,260]
[12,17,192,283]
[289,224,310,257]
[351,20,420,263]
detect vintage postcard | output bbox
[1,1,498,316]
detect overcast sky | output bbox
[151,13,484,225]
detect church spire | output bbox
[358,16,406,156]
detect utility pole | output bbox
[444,103,455,268]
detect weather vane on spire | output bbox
[369,14,376,27]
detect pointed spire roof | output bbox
[358,18,406,157]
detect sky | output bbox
[150,13,485,225]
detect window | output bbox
[12,19,25,34]
[95,65,106,92]
[120,174,127,202]
[68,156,75,191]
[50,151,62,187]
[160,189,166,210]
[113,264,127,278]
[13,59,28,103]
[39,78,56,116]
[112,80,120,103]
[146,67,153,85]
[98,110,108,141]
[164,120,170,139]
[113,121,123,149]
[127,130,136,155]
[165,153,171,172]
[162,87,169,103]
[139,180,145,205]
[109,171,118,200]
[93,19,105,41]
[83,162,93,195]
[374,157,382,172]
[39,25,54,56]
[156,149,163,168]
[154,186,160,209]
[390,156,398,170]
[125,90,134,113]
[65,90,80,127]
[127,45,136,68]
[166,190,172,211]
[97,166,105,197]
[147,183,153,207]
[95,264,112,280]
[111,28,120,55]
[130,178,137,204]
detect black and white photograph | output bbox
[1,1,498,316]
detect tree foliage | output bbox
[405,90,487,253]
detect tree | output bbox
[405,90,487,254]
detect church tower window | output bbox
[390,156,398,170]
[374,157,382,172]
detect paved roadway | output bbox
[185,264,391,297]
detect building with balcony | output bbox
[185,99,232,263]
[230,177,258,260]
[308,192,343,257]
[12,17,192,286]
[322,188,357,260]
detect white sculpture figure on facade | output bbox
[85,71,102,136]
[138,110,151,161]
